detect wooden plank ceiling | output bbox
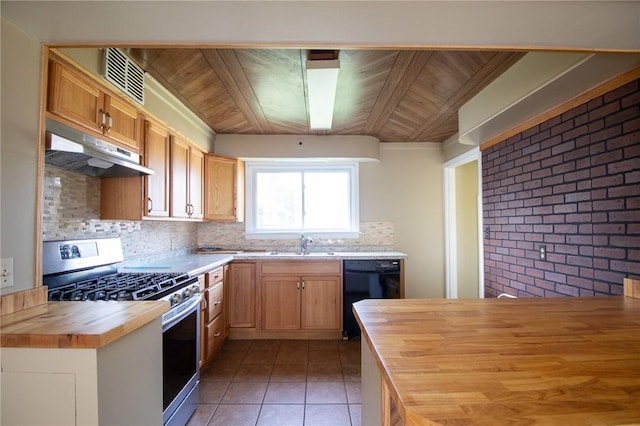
[127,48,524,143]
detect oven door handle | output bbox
[162,294,202,331]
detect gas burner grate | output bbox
[47,272,190,301]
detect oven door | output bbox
[162,295,201,426]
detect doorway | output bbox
[443,148,483,299]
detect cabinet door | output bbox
[48,61,104,133]
[105,94,141,151]
[228,262,256,328]
[144,119,170,217]
[261,276,301,330]
[170,135,190,218]
[204,155,244,222]
[189,147,205,219]
[301,276,342,330]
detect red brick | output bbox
[567,256,593,267]
[589,101,621,120]
[563,146,590,161]
[609,184,640,198]
[593,247,626,259]
[591,175,624,188]
[555,284,579,297]
[605,106,639,127]
[592,199,624,211]
[568,276,594,290]
[589,125,622,144]
[605,80,638,103]
[610,210,640,222]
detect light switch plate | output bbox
[1,258,14,288]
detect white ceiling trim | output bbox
[2,1,639,51]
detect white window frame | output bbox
[245,161,360,239]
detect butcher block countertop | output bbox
[353,296,640,425]
[0,300,169,349]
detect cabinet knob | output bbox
[147,197,153,213]
[214,300,222,306]
[214,332,221,337]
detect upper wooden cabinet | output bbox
[204,155,245,222]
[170,135,204,220]
[101,117,170,220]
[47,60,141,152]
[144,118,171,218]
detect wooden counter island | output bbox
[1,300,169,425]
[354,294,640,425]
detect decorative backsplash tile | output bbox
[197,221,395,252]
[43,166,396,262]
[43,167,197,262]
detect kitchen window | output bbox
[245,162,359,238]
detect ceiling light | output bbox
[306,59,340,130]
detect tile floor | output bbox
[187,339,362,426]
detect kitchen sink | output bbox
[268,251,336,256]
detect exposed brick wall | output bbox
[483,78,640,298]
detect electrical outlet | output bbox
[1,258,14,288]
[539,246,546,261]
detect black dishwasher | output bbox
[343,259,401,339]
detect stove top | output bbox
[47,272,189,302]
[42,238,201,313]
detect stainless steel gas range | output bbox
[43,237,201,426]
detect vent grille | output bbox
[102,48,145,105]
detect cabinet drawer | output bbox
[204,281,223,323]
[206,266,224,286]
[260,260,341,275]
[205,314,224,360]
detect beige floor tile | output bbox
[307,362,343,382]
[249,340,282,352]
[349,404,362,426]
[308,350,340,364]
[308,340,339,351]
[221,381,268,404]
[199,380,229,404]
[304,404,351,426]
[233,363,274,382]
[270,363,308,382]
[208,404,261,426]
[276,348,309,365]
[264,382,307,404]
[305,382,347,404]
[279,340,309,351]
[341,363,361,382]
[201,364,238,383]
[220,340,252,354]
[185,403,216,426]
[345,381,361,404]
[242,350,279,365]
[257,404,305,426]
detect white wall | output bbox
[360,144,445,298]
[455,161,479,299]
[0,19,41,293]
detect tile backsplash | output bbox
[43,166,395,262]
[43,167,198,262]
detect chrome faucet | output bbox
[300,234,313,254]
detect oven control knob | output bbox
[183,287,193,298]
[171,293,183,306]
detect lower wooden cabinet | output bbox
[204,314,225,362]
[259,260,342,333]
[200,266,225,367]
[228,262,256,329]
[261,275,341,331]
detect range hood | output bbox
[45,119,153,178]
